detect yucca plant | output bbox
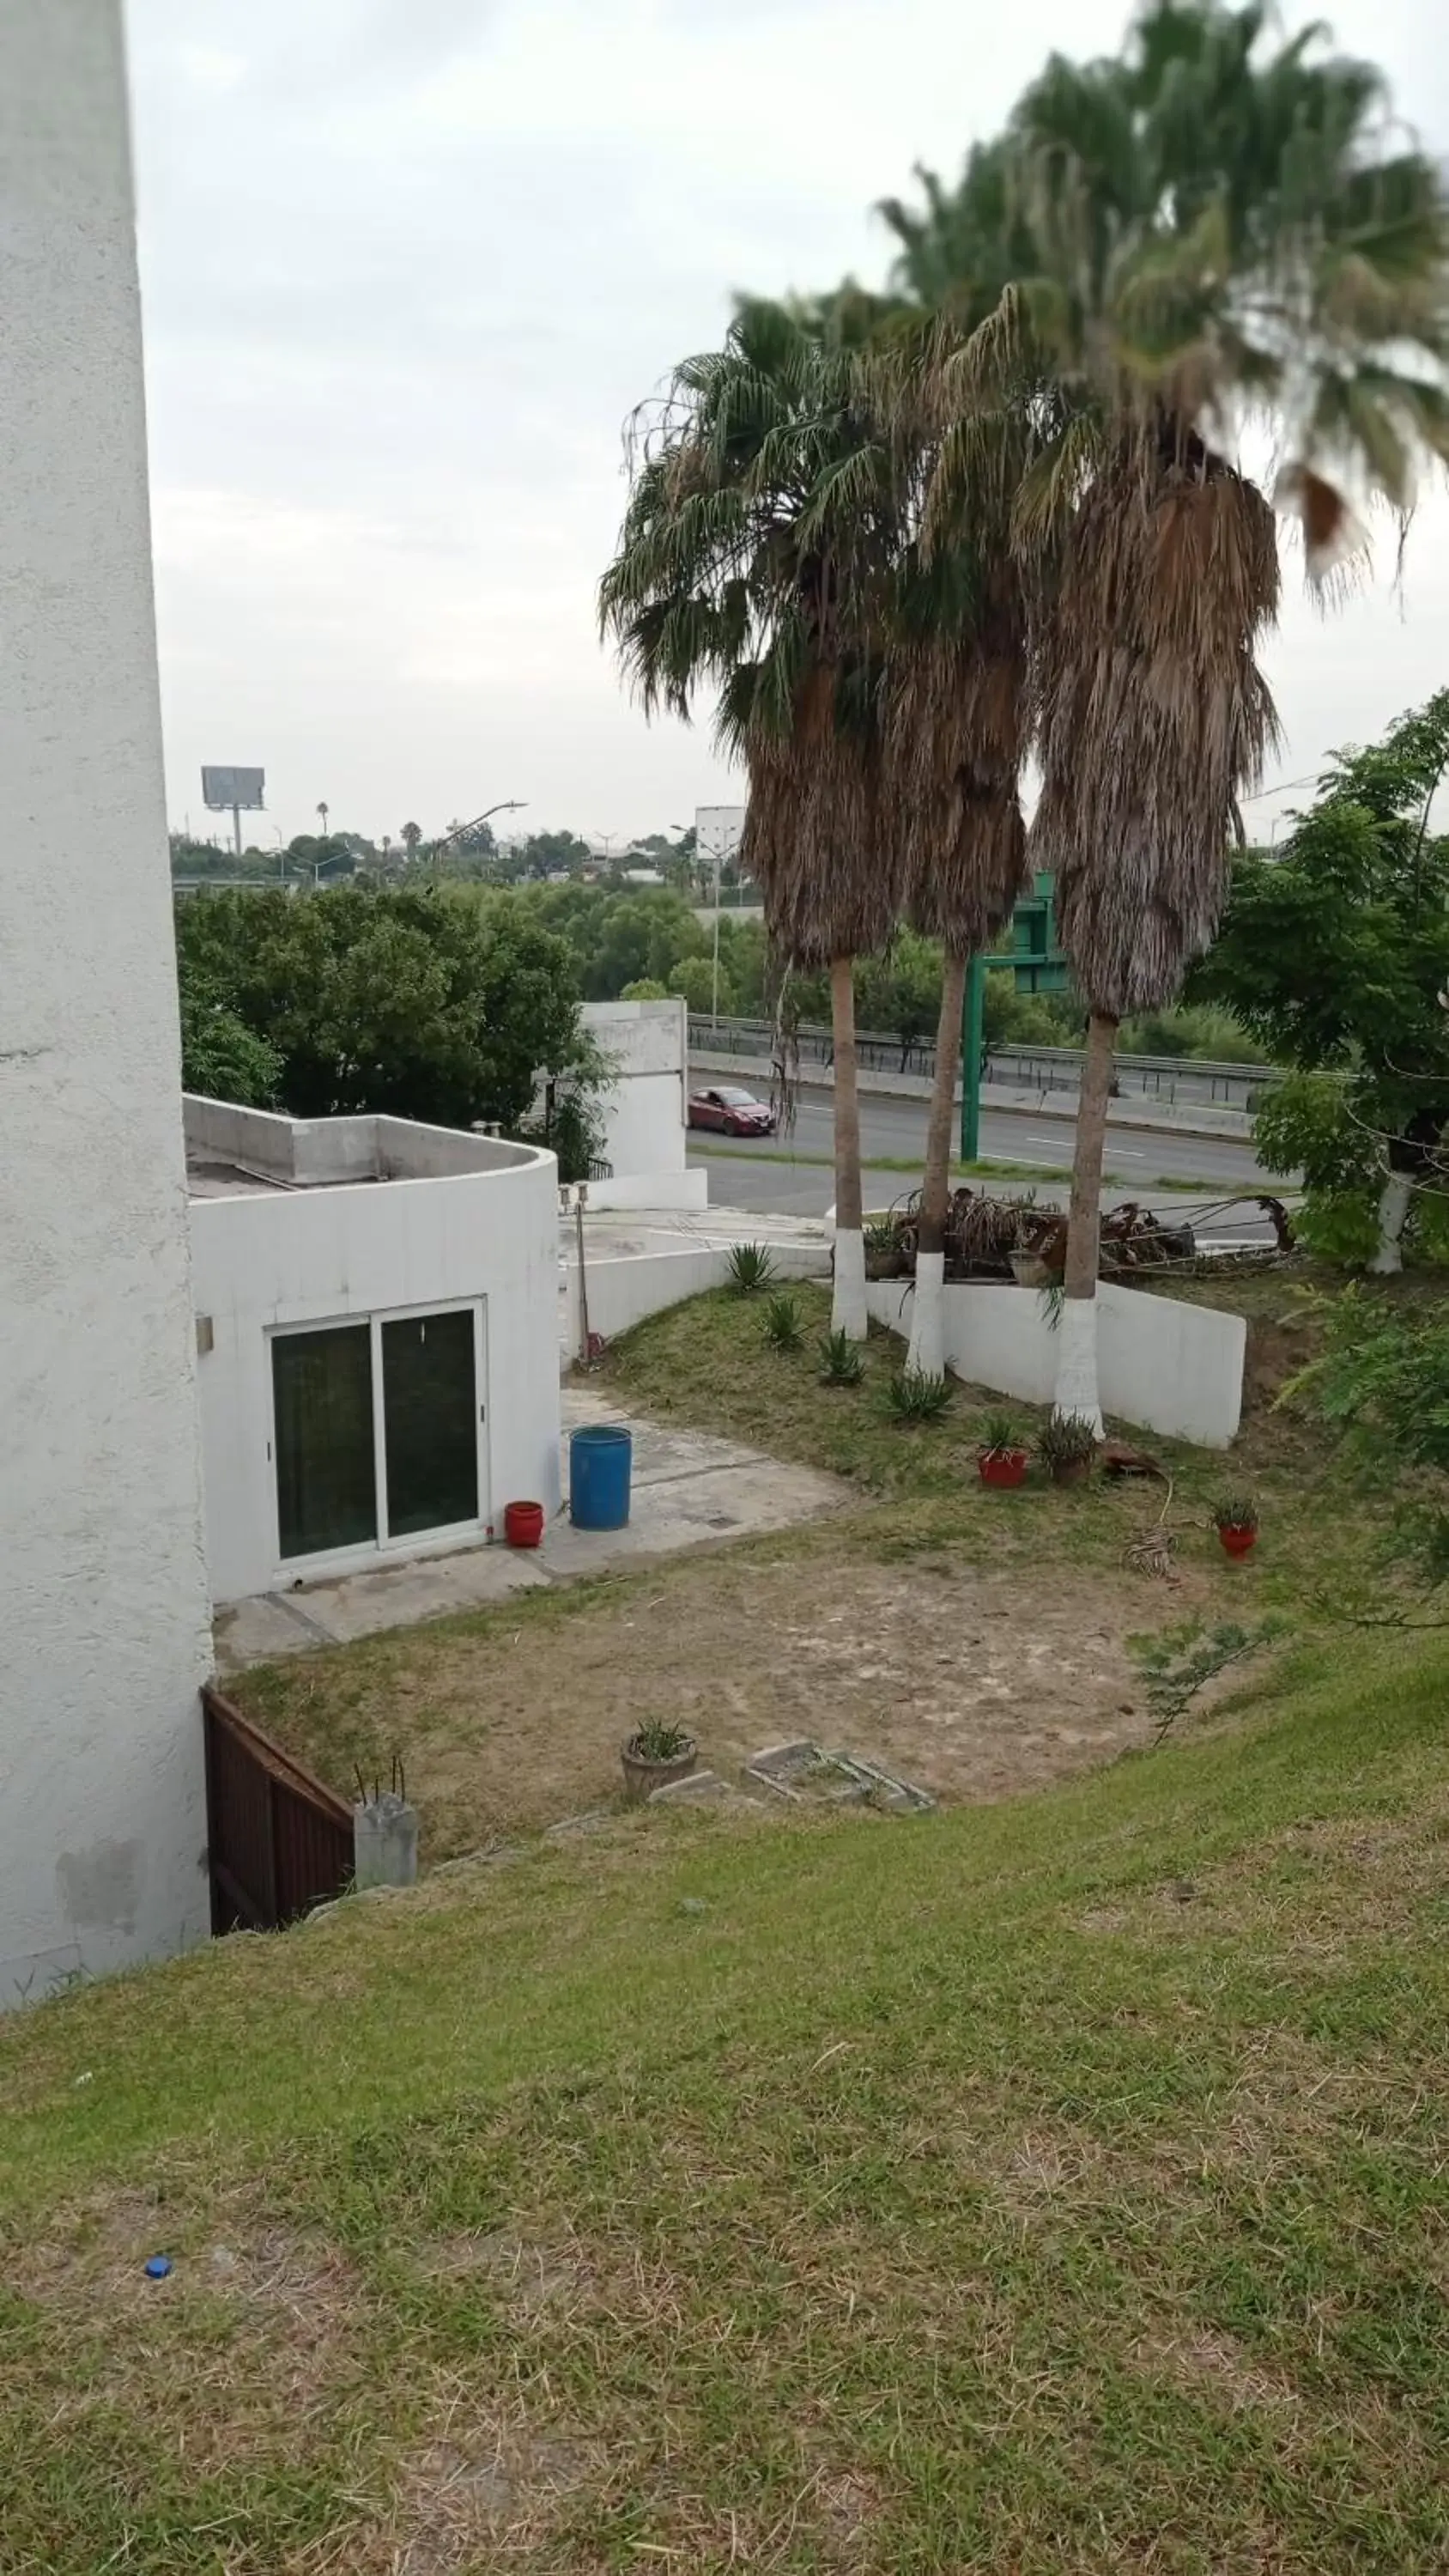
[763,1291,805,1351]
[1040,1408,1099,1485]
[819,1327,866,1385]
[1212,1495,1259,1534]
[979,1409,1026,1460]
[884,1367,953,1422]
[724,1242,776,1297]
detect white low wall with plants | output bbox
[865,1279,1246,1448]
[564,1242,832,1363]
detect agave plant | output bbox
[724,1242,776,1297]
[884,1367,954,1423]
[762,1291,805,1351]
[819,1327,866,1385]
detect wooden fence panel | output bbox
[202,1685,355,1934]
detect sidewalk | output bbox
[688,1050,1253,1142]
[215,1386,846,1672]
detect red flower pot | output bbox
[503,1499,545,1549]
[1218,1524,1257,1559]
[979,1449,1028,1489]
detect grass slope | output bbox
[3,1628,1449,2572]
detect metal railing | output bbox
[688,1016,1278,1111]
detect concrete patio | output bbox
[214,1384,846,1673]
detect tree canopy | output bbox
[174,885,596,1133]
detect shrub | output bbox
[979,1410,1025,1458]
[1212,1495,1260,1534]
[1040,1410,1099,1474]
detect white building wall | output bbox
[191,1153,561,1603]
[581,1000,706,1208]
[0,3,213,2006]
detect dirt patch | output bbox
[242,1552,1191,1861]
[380,2427,595,2573]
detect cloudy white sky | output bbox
[125,0,1447,848]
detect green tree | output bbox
[179,975,282,1106]
[173,884,596,1134]
[1195,692,1449,1268]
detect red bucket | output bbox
[504,1499,545,1549]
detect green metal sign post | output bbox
[960,872,1069,1166]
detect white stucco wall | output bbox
[561,1240,832,1361]
[582,999,690,1183]
[0,2,213,2007]
[191,1145,561,1602]
[865,1279,1246,1447]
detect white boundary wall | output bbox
[563,1242,831,1360]
[866,1279,1246,1447]
[0,3,213,2008]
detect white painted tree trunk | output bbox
[906,1250,946,1380]
[1368,1172,1412,1275]
[1052,1294,1105,1437]
[834,1224,869,1341]
[829,954,868,1341]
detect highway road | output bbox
[688,1081,1280,1238]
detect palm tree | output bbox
[920,0,1449,1425]
[599,302,905,1338]
[400,821,421,864]
[878,344,1033,1376]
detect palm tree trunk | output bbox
[906,945,967,1381]
[830,952,868,1340]
[1054,1006,1116,1434]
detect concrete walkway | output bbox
[214,1386,846,1674]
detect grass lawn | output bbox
[3,1620,1448,2570]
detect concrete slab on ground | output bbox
[214,1385,846,1674]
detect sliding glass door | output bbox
[271,1325,378,1560]
[382,1309,479,1537]
[271,1303,485,1564]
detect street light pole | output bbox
[427,799,527,877]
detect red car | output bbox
[688,1084,776,1138]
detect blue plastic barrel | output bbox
[569,1424,633,1529]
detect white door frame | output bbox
[267,1297,490,1577]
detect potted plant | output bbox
[621,1718,698,1802]
[1040,1410,1099,1488]
[978,1411,1029,1488]
[1213,1495,1259,1559]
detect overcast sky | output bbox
[124,0,1447,849]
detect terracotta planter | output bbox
[1050,1456,1094,1488]
[1009,1252,1051,1288]
[503,1499,545,1548]
[621,1735,698,1804]
[979,1449,1028,1489]
[1218,1524,1258,1559]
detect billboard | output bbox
[202,766,265,811]
[694,804,744,858]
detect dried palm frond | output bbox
[1032,434,1281,1018]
